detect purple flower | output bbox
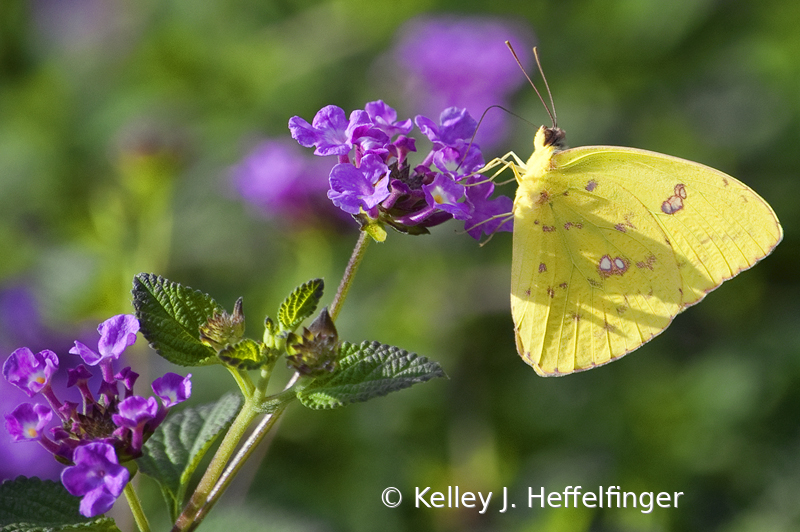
[464,175,514,239]
[67,365,94,404]
[365,100,414,137]
[415,107,478,150]
[230,139,336,222]
[422,174,470,220]
[289,105,371,157]
[328,154,391,215]
[388,135,416,165]
[61,442,129,517]
[3,347,59,397]
[115,367,139,398]
[97,315,139,360]
[112,396,157,429]
[152,372,192,407]
[69,315,138,385]
[390,15,535,146]
[111,395,158,454]
[4,403,52,442]
[347,110,390,157]
[67,365,93,388]
[289,100,509,239]
[432,144,485,177]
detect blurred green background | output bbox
[1,0,799,531]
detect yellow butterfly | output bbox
[484,47,783,376]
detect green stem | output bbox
[171,374,298,532]
[184,387,297,531]
[124,482,151,532]
[171,396,261,532]
[330,231,371,321]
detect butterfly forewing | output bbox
[554,147,783,307]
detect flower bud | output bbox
[285,308,338,376]
[200,297,246,350]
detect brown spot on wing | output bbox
[662,183,687,215]
[636,254,657,270]
[602,320,617,333]
[598,255,630,277]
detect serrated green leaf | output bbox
[217,339,267,370]
[0,476,120,531]
[132,273,221,366]
[277,279,324,331]
[138,394,242,520]
[296,341,446,409]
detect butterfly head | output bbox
[541,126,565,149]
[533,126,566,156]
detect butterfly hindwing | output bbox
[513,151,683,374]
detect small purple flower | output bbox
[67,365,93,388]
[112,396,157,429]
[115,367,139,398]
[69,315,138,385]
[97,315,139,361]
[67,365,94,405]
[432,144,485,177]
[415,108,478,149]
[422,174,470,220]
[3,347,59,397]
[289,105,371,157]
[61,442,129,517]
[152,372,192,407]
[4,403,52,442]
[112,395,159,454]
[464,175,514,239]
[365,100,414,137]
[328,154,391,215]
[388,135,416,165]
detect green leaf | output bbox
[296,341,447,409]
[217,339,267,370]
[138,394,242,520]
[277,279,324,332]
[132,273,221,366]
[0,476,120,531]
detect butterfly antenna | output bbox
[458,104,533,173]
[533,47,558,128]
[505,41,557,129]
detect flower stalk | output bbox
[124,481,151,532]
[330,230,371,321]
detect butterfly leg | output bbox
[480,151,526,185]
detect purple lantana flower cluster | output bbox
[289,101,513,239]
[2,314,192,517]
